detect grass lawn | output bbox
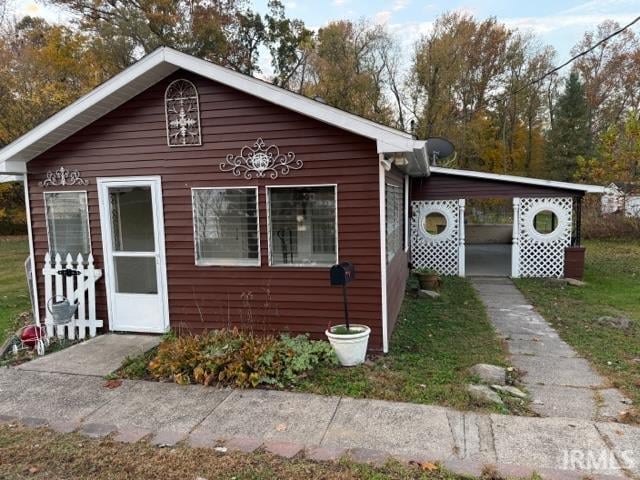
[515,239,640,409]
[296,276,516,414]
[0,236,31,342]
[0,425,483,480]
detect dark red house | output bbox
[0,48,604,352]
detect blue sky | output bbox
[13,0,640,63]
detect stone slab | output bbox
[527,385,597,420]
[85,380,230,433]
[512,355,605,387]
[150,430,186,447]
[192,389,339,445]
[491,414,621,476]
[321,397,457,460]
[506,337,578,357]
[113,427,151,443]
[16,334,161,377]
[0,369,130,422]
[306,446,346,462]
[264,441,303,458]
[224,436,263,453]
[597,389,633,422]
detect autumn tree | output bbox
[0,17,106,146]
[298,20,396,126]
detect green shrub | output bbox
[147,329,337,388]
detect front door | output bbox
[98,177,169,333]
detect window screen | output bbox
[44,192,91,259]
[269,186,336,266]
[192,188,259,266]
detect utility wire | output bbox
[512,14,640,95]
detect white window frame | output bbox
[385,182,403,262]
[191,186,261,267]
[266,184,339,268]
[43,190,92,259]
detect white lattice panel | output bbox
[411,200,461,275]
[516,197,572,278]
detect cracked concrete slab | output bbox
[85,380,231,433]
[597,389,633,422]
[512,355,605,388]
[16,334,161,377]
[0,369,129,422]
[491,415,621,476]
[322,397,458,460]
[596,422,640,476]
[506,337,578,357]
[527,385,598,419]
[192,389,339,445]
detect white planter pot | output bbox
[325,324,371,366]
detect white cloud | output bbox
[333,0,346,6]
[374,10,392,25]
[503,13,638,35]
[393,0,410,11]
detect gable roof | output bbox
[0,47,428,175]
[430,166,606,194]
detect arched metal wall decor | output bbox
[165,79,202,146]
[39,167,88,187]
[512,197,573,278]
[411,199,465,276]
[220,138,303,180]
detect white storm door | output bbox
[98,177,169,333]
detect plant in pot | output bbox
[325,262,370,366]
[413,267,441,290]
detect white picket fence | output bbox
[42,253,103,340]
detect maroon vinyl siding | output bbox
[385,167,408,336]
[411,173,583,200]
[27,70,386,350]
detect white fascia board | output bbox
[430,166,606,194]
[0,160,26,174]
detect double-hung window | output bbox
[44,191,91,259]
[268,186,337,266]
[192,187,260,266]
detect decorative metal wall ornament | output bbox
[39,167,88,187]
[220,138,303,180]
[165,79,202,147]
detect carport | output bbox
[409,167,605,279]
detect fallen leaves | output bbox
[103,379,122,389]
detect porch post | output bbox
[458,199,466,277]
[575,196,582,246]
[511,198,520,278]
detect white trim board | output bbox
[0,47,428,174]
[429,166,606,194]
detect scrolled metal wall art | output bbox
[39,167,88,187]
[220,138,303,180]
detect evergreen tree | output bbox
[548,72,591,180]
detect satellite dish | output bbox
[426,137,455,165]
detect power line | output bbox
[513,14,640,95]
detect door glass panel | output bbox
[113,256,158,294]
[109,186,155,252]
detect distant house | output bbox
[602,182,640,218]
[0,48,604,352]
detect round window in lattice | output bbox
[423,212,447,236]
[533,210,558,235]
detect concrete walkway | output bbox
[0,368,638,479]
[471,277,632,422]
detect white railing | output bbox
[42,253,103,340]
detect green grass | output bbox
[515,239,640,410]
[297,276,517,413]
[0,236,31,342]
[0,425,486,480]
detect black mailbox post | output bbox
[330,262,355,331]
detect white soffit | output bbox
[430,166,606,193]
[0,47,427,172]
